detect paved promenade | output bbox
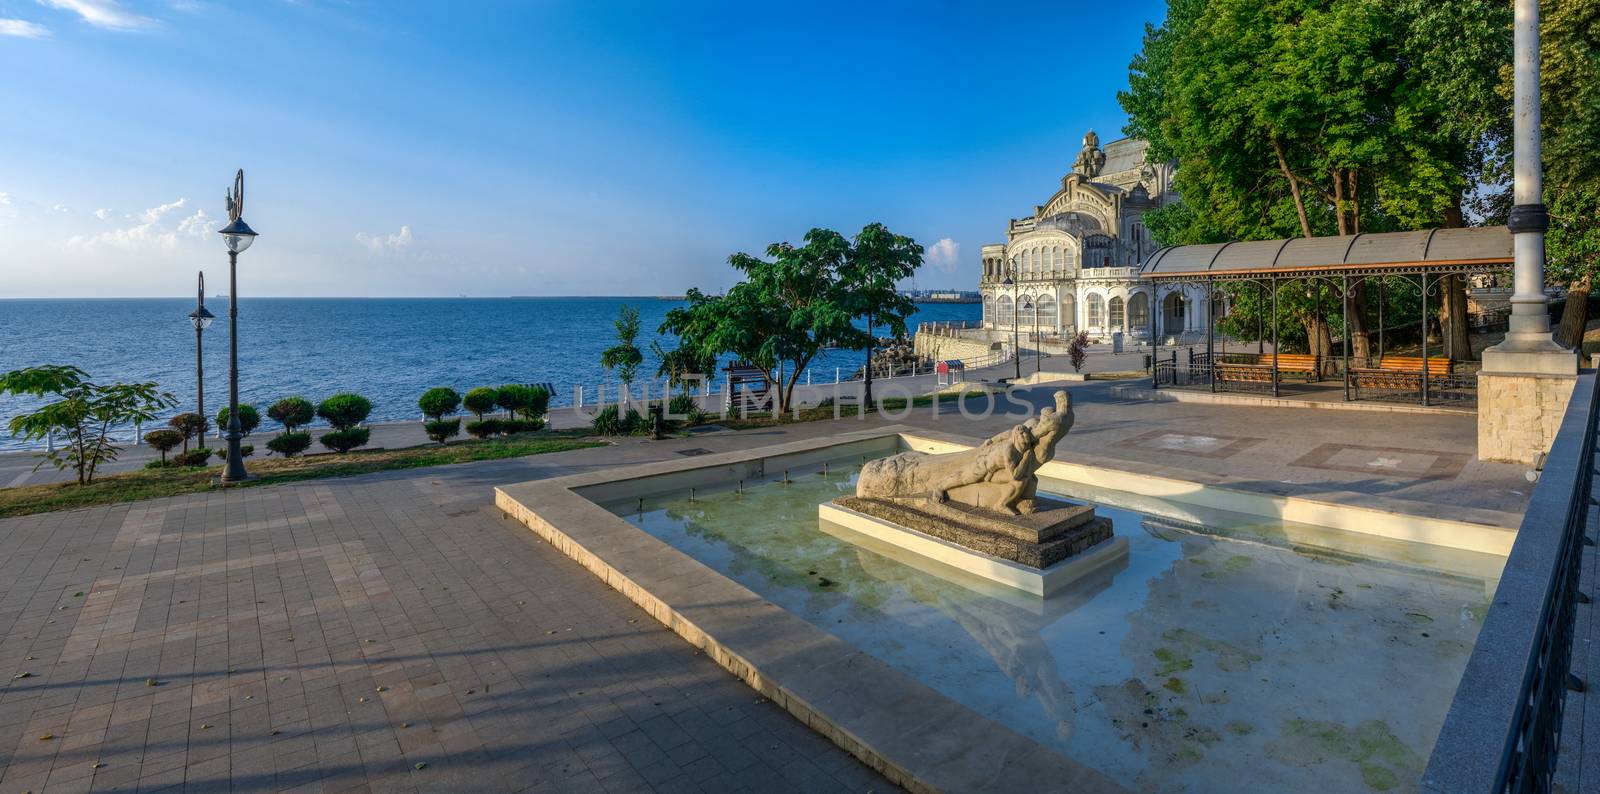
[0,381,1537,792]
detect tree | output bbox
[661,228,858,413]
[216,404,261,437]
[268,397,315,433]
[418,387,461,421]
[463,387,499,420]
[600,305,644,401]
[0,365,174,485]
[839,223,922,407]
[168,412,208,453]
[316,393,372,454]
[1122,0,1514,361]
[143,429,183,464]
[651,340,716,396]
[1549,187,1600,347]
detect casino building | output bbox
[977,131,1214,342]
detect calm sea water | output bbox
[0,297,979,450]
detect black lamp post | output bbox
[1001,265,1021,381]
[217,170,258,483]
[187,272,215,435]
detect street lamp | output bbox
[217,170,258,483]
[187,272,215,436]
[1001,262,1021,381]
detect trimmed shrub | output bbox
[592,405,645,436]
[424,418,461,444]
[526,385,551,421]
[465,419,502,439]
[502,418,545,434]
[216,404,261,436]
[496,384,533,419]
[317,393,372,431]
[266,431,313,457]
[268,396,315,432]
[418,387,461,421]
[464,387,499,420]
[143,428,184,463]
[174,448,212,467]
[214,445,255,461]
[168,412,208,452]
[319,428,371,454]
[667,393,706,426]
[144,459,174,470]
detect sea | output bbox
[0,297,980,451]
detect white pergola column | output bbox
[1478,0,1579,464]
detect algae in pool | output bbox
[612,461,1492,792]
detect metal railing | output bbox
[1422,370,1598,793]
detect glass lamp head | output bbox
[218,218,257,254]
[188,305,215,331]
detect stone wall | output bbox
[1478,373,1578,464]
[913,332,1001,364]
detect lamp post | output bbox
[187,272,215,435]
[217,170,258,483]
[1002,262,1020,381]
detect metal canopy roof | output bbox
[1139,226,1512,281]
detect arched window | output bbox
[1108,296,1126,331]
[1054,247,1064,274]
[1086,294,1105,329]
[983,295,996,327]
[1128,292,1150,331]
[1036,295,1057,330]
[997,294,1015,326]
[1060,293,1076,330]
[1018,295,1036,329]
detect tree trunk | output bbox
[1274,138,1314,239]
[1442,275,1474,361]
[1556,275,1592,349]
[863,315,875,409]
[1346,281,1372,366]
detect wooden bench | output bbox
[1213,353,1321,385]
[1351,357,1454,395]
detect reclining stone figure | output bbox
[855,390,1074,515]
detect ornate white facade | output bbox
[979,131,1212,341]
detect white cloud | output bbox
[94,208,110,220]
[356,225,414,253]
[0,193,11,206]
[38,0,153,31]
[0,18,50,37]
[924,237,961,273]
[67,197,215,251]
[51,203,69,213]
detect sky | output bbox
[0,0,1166,298]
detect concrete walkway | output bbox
[0,381,1537,792]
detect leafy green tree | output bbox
[496,384,546,421]
[1122,0,1514,361]
[601,305,645,400]
[316,393,372,431]
[651,340,716,396]
[0,365,175,484]
[463,387,499,420]
[1550,187,1600,347]
[839,223,922,406]
[661,228,859,413]
[143,428,183,464]
[268,397,315,433]
[216,404,260,437]
[417,387,461,421]
[168,412,208,453]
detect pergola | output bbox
[1139,226,1514,405]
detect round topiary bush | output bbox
[319,427,371,454]
[418,387,462,421]
[317,393,373,431]
[214,445,255,461]
[464,387,499,420]
[465,419,502,439]
[168,412,208,451]
[496,384,533,420]
[216,404,261,436]
[174,448,212,467]
[143,428,184,463]
[424,418,461,444]
[266,431,313,458]
[268,396,315,432]
[502,418,545,434]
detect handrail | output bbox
[1422,370,1597,793]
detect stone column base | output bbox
[1477,371,1578,464]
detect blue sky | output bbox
[0,0,1164,297]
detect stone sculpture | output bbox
[856,390,1074,516]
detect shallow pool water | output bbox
[608,459,1499,792]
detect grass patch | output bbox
[0,433,605,519]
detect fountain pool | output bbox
[599,456,1501,793]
